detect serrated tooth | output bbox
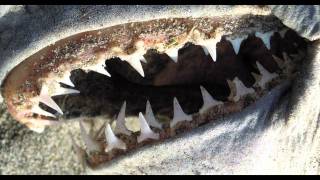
[255,31,274,50]
[126,55,145,77]
[165,48,178,62]
[137,112,160,143]
[86,63,111,77]
[39,85,63,114]
[170,97,192,128]
[79,120,100,152]
[227,77,254,102]
[59,71,75,87]
[145,100,162,129]
[104,123,126,152]
[50,86,80,97]
[31,105,56,118]
[199,86,223,114]
[256,62,278,88]
[114,101,132,136]
[201,36,221,61]
[226,35,247,54]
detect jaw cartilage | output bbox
[0,12,308,169]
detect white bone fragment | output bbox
[199,86,223,114]
[104,123,126,152]
[137,112,160,143]
[39,85,63,114]
[145,100,162,129]
[79,120,101,152]
[255,31,274,50]
[256,61,278,88]
[114,101,132,136]
[170,97,192,128]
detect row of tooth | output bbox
[58,29,287,82]
[30,59,278,120]
[77,80,275,153]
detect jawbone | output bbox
[0,5,319,174]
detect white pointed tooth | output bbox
[39,85,63,114]
[145,100,162,129]
[104,123,126,152]
[256,62,278,88]
[201,36,221,61]
[165,48,178,62]
[255,31,274,50]
[226,35,247,54]
[50,86,80,97]
[31,105,56,118]
[87,63,111,77]
[114,101,132,136]
[137,112,159,143]
[199,86,223,114]
[59,72,74,87]
[126,56,145,77]
[79,120,101,152]
[228,77,255,102]
[170,97,192,128]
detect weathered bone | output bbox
[199,86,223,114]
[227,77,255,102]
[145,100,162,129]
[79,120,101,152]
[38,85,63,114]
[226,35,248,54]
[255,31,274,50]
[31,105,56,118]
[170,97,192,128]
[256,61,278,88]
[104,123,126,152]
[137,112,160,143]
[114,101,132,136]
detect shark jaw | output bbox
[0,13,309,168]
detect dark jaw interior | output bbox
[40,29,307,125]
